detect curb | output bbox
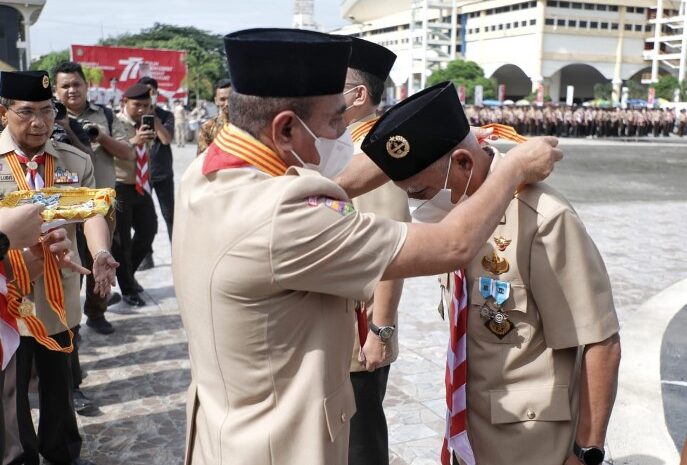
[606,277,687,464]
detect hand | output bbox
[37,228,90,275]
[563,454,581,465]
[92,251,119,298]
[94,123,108,143]
[131,125,156,145]
[471,126,497,144]
[503,136,563,185]
[359,330,394,372]
[0,204,44,249]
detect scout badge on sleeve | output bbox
[479,276,514,339]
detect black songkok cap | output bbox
[0,71,52,102]
[122,83,151,100]
[362,81,470,182]
[224,28,352,97]
[348,37,396,81]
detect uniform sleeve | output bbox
[352,181,411,222]
[270,190,407,302]
[80,152,97,188]
[530,208,619,349]
[111,117,129,143]
[163,109,175,141]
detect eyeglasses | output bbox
[9,106,57,122]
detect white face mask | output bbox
[410,157,473,224]
[290,115,354,179]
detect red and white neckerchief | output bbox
[13,152,46,189]
[0,262,18,370]
[135,144,151,195]
[441,269,475,465]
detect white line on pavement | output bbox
[662,380,687,388]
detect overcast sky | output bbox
[30,0,347,59]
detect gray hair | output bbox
[0,97,14,108]
[228,92,315,139]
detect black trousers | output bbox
[348,365,391,465]
[151,177,174,242]
[111,183,158,295]
[3,333,81,465]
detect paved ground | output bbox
[66,139,687,465]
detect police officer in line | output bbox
[54,61,133,333]
[0,70,118,465]
[111,84,160,307]
[361,81,621,465]
[136,76,174,270]
[339,37,410,465]
[173,28,561,465]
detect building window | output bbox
[521,20,527,27]
[601,22,608,29]
[557,18,566,26]
[627,7,635,13]
[624,23,632,31]
[634,24,643,32]
[499,24,504,30]
[530,19,536,25]
[506,23,511,29]
[545,18,555,25]
[590,21,599,28]
[609,5,618,12]
[584,3,594,9]
[571,2,582,8]
[475,27,480,32]
[531,1,537,7]
[559,1,570,7]
[636,8,644,14]
[513,3,520,10]
[611,23,619,30]
[596,4,607,11]
[568,19,577,27]
[579,20,587,28]
[547,0,558,6]
[491,25,497,31]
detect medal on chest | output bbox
[478,276,514,339]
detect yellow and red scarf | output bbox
[4,151,73,353]
[351,116,380,144]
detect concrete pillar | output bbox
[420,0,429,89]
[612,6,626,104]
[532,0,547,93]
[450,2,457,60]
[679,10,687,83]
[651,0,663,82]
[548,72,561,103]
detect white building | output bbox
[333,0,685,103]
[0,0,46,71]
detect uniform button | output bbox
[340,412,347,423]
[526,409,536,420]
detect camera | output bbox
[77,119,100,141]
[54,101,67,121]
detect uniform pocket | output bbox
[489,385,571,424]
[323,380,357,442]
[469,280,532,344]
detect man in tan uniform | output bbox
[340,37,409,465]
[196,79,231,156]
[0,70,117,465]
[362,81,621,465]
[173,28,562,465]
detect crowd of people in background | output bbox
[465,104,687,138]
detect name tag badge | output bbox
[54,168,79,184]
[0,174,14,183]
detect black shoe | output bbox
[138,253,155,271]
[72,389,100,417]
[132,280,144,293]
[107,292,122,306]
[123,293,146,307]
[86,316,114,335]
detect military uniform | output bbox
[0,127,95,465]
[111,102,158,299]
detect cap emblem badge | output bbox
[42,76,50,89]
[386,135,410,159]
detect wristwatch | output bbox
[0,232,10,261]
[573,442,605,465]
[369,323,395,342]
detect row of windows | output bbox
[546,1,621,11]
[467,1,538,18]
[544,17,648,32]
[467,19,538,34]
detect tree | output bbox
[82,66,105,87]
[654,74,680,100]
[593,82,612,100]
[30,50,70,79]
[625,80,648,100]
[427,59,497,102]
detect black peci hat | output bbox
[0,71,52,102]
[224,28,352,97]
[361,81,470,182]
[348,37,396,81]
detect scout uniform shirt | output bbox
[444,150,619,465]
[114,111,139,184]
[349,113,411,372]
[172,124,407,465]
[0,129,96,334]
[68,102,128,188]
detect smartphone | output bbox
[142,115,155,130]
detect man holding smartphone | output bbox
[111,83,159,307]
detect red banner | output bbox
[70,44,187,103]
